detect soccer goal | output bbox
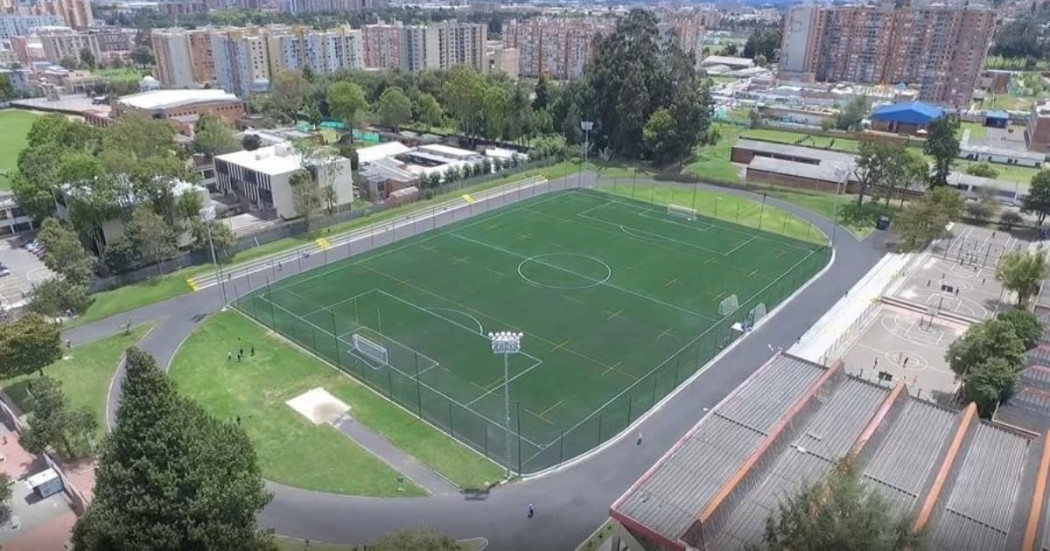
[667,204,697,221]
[352,332,389,367]
[718,294,740,316]
[749,302,767,324]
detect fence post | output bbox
[597,411,603,443]
[414,353,422,419]
[651,375,658,403]
[516,401,522,475]
[449,402,454,436]
[560,430,565,463]
[330,308,338,362]
[387,367,393,398]
[627,396,633,424]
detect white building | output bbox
[959,144,1045,168]
[0,192,35,236]
[214,143,355,220]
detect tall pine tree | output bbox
[73,348,273,551]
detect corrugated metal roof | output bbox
[734,139,855,165]
[612,355,825,544]
[864,400,956,498]
[871,102,945,124]
[931,423,1030,550]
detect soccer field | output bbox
[235,188,829,473]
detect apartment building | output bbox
[363,20,484,73]
[153,28,207,88]
[502,17,614,80]
[363,21,403,70]
[1026,100,1050,153]
[38,27,133,64]
[779,4,996,107]
[0,14,63,39]
[267,24,363,76]
[33,0,92,30]
[285,0,387,14]
[211,28,271,97]
[485,42,518,80]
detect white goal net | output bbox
[352,333,389,367]
[749,302,767,324]
[667,204,697,221]
[718,294,740,316]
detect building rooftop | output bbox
[611,352,1048,551]
[960,143,1045,162]
[118,89,240,111]
[215,143,318,176]
[700,55,754,68]
[871,102,945,125]
[357,141,412,165]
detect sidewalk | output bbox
[0,422,75,550]
[332,415,459,495]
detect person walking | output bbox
[636,433,643,446]
[528,504,534,518]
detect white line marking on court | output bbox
[464,358,546,408]
[449,231,719,322]
[425,307,484,335]
[725,236,758,256]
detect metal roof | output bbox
[863,400,957,520]
[734,138,855,165]
[612,355,825,545]
[931,423,1030,551]
[871,102,945,124]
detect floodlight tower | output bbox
[489,331,523,477]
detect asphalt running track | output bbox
[64,172,888,550]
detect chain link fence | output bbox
[230,176,831,475]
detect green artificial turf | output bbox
[236,188,829,474]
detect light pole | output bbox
[200,206,228,305]
[579,121,593,188]
[489,331,523,477]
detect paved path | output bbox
[63,173,889,550]
[332,415,459,496]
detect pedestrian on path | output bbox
[873,358,879,369]
[637,433,643,446]
[250,345,255,357]
[227,352,232,361]
[903,357,909,368]
[528,504,534,518]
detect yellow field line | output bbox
[664,277,680,287]
[517,233,532,240]
[548,340,571,353]
[656,327,675,340]
[605,309,623,321]
[560,293,585,305]
[601,362,622,376]
[748,269,759,278]
[486,267,506,277]
[525,408,555,426]
[539,400,564,418]
[453,256,470,264]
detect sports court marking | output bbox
[516,253,613,291]
[453,231,718,323]
[618,225,675,243]
[424,307,485,335]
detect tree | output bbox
[723,43,740,56]
[1000,210,1024,229]
[0,473,12,516]
[124,206,178,275]
[269,70,310,120]
[378,86,413,131]
[20,375,97,459]
[923,115,961,188]
[190,219,236,261]
[0,313,62,379]
[947,318,1027,378]
[442,65,485,142]
[533,73,552,111]
[643,108,676,162]
[834,95,870,131]
[29,278,92,318]
[0,73,14,102]
[327,81,368,141]
[853,140,908,206]
[131,45,153,67]
[743,27,781,61]
[194,114,240,157]
[242,133,262,151]
[967,200,997,222]
[72,348,274,550]
[997,248,1050,306]
[369,529,459,551]
[965,162,999,179]
[963,357,1020,417]
[893,187,964,250]
[37,217,96,286]
[997,310,1043,349]
[751,459,918,551]
[78,47,96,69]
[59,56,78,71]
[417,92,443,132]
[481,85,510,139]
[289,170,322,220]
[1023,169,1050,224]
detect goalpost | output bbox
[352,332,389,367]
[718,294,740,316]
[667,204,697,221]
[749,302,767,325]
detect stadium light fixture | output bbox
[489,331,523,477]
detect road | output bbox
[64,172,887,550]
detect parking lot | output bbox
[0,237,54,310]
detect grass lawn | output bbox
[603,180,826,245]
[170,311,504,494]
[742,128,861,153]
[955,158,1039,184]
[0,110,40,190]
[1,324,152,441]
[237,188,827,473]
[684,123,745,184]
[982,94,1036,112]
[66,162,582,330]
[960,122,988,141]
[275,536,486,551]
[94,68,149,83]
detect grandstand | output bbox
[609,353,1050,551]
